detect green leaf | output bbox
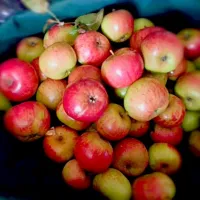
[21,0,49,13]
[75,8,104,31]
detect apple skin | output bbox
[189,130,200,157]
[112,138,149,176]
[74,31,111,67]
[68,65,102,84]
[63,78,109,123]
[101,9,134,43]
[141,30,184,73]
[129,119,150,137]
[134,18,154,32]
[114,86,129,99]
[148,143,182,175]
[174,71,200,111]
[132,172,176,200]
[96,103,131,141]
[39,42,77,80]
[177,28,200,59]
[43,24,78,48]
[151,124,183,146]
[124,77,169,121]
[154,94,186,128]
[56,101,91,131]
[62,159,91,190]
[0,58,39,102]
[36,78,67,110]
[3,101,51,142]
[74,131,113,174]
[93,168,132,200]
[185,60,196,73]
[43,126,78,163]
[194,56,200,70]
[101,48,144,88]
[0,92,12,111]
[16,36,44,62]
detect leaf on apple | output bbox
[21,0,49,13]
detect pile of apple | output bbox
[1,7,200,200]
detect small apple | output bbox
[134,18,154,32]
[141,30,184,73]
[63,78,109,123]
[151,124,183,146]
[194,56,200,70]
[74,131,113,173]
[114,86,129,99]
[148,143,182,175]
[0,58,39,102]
[124,77,169,121]
[101,9,134,42]
[189,130,200,157]
[43,126,78,163]
[0,92,12,111]
[39,42,77,80]
[132,172,176,200]
[74,31,111,67]
[96,103,131,141]
[93,168,132,200]
[16,36,44,62]
[4,101,51,142]
[112,138,149,176]
[185,60,196,73]
[62,159,91,190]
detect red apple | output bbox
[96,103,131,141]
[112,138,149,176]
[43,126,78,163]
[124,77,169,121]
[0,58,39,102]
[62,159,91,190]
[56,101,91,131]
[151,124,183,146]
[129,119,150,137]
[3,101,51,142]
[189,130,200,157]
[74,131,113,173]
[63,78,109,122]
[68,65,102,84]
[74,31,111,67]
[101,9,134,42]
[154,94,186,128]
[101,48,144,88]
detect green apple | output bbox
[189,130,200,156]
[194,56,200,70]
[134,18,154,32]
[114,86,129,99]
[181,110,200,132]
[0,92,12,111]
[185,60,196,72]
[93,168,132,200]
[143,71,168,85]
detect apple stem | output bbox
[110,50,115,55]
[46,8,61,24]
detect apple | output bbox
[134,18,154,32]
[43,23,78,48]
[56,101,91,131]
[148,143,182,175]
[3,101,51,142]
[132,172,176,200]
[68,64,102,84]
[151,124,183,146]
[194,56,200,70]
[185,60,196,73]
[93,168,132,200]
[141,30,184,73]
[114,86,129,99]
[154,94,186,128]
[43,126,78,163]
[174,71,200,111]
[74,31,111,67]
[181,110,200,132]
[62,159,91,190]
[0,58,39,102]
[129,119,150,137]
[130,26,165,52]
[96,103,131,141]
[124,77,169,121]
[63,78,109,122]
[16,36,44,62]
[177,28,200,59]
[74,131,113,173]
[112,138,149,176]
[36,78,67,110]
[31,57,47,82]
[101,9,134,42]
[0,92,12,111]
[101,48,144,88]
[39,42,77,80]
[189,130,200,157]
